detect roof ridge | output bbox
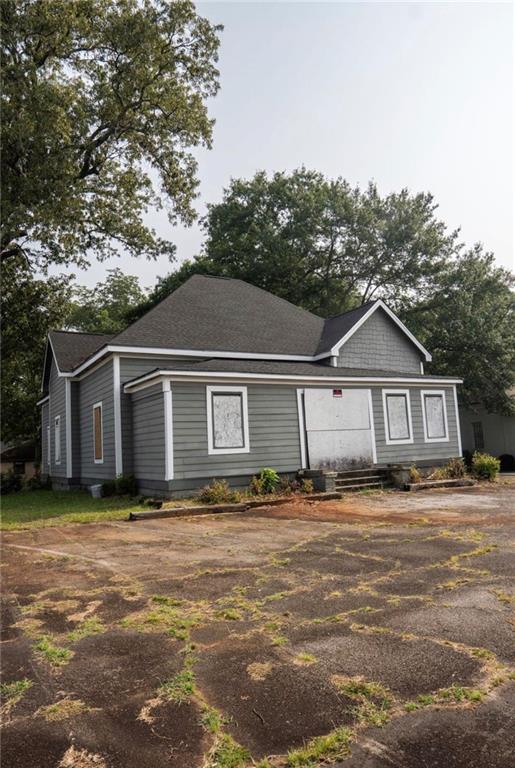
[50,329,113,337]
[324,300,377,321]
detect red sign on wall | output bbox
[333,389,343,397]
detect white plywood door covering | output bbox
[304,388,373,468]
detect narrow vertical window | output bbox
[421,390,449,442]
[54,416,61,464]
[93,402,103,463]
[472,421,484,451]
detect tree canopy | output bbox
[1,258,74,444]
[1,0,222,268]
[67,268,146,334]
[130,169,514,414]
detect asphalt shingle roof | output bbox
[124,359,459,387]
[48,276,424,373]
[49,331,113,372]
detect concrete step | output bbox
[337,481,386,493]
[336,468,389,480]
[335,474,389,487]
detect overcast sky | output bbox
[68,1,514,289]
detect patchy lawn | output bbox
[1,485,514,767]
[0,489,146,530]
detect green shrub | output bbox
[101,474,137,497]
[115,474,137,496]
[197,479,241,505]
[26,471,51,491]
[471,452,500,482]
[101,479,116,497]
[300,478,314,494]
[249,475,264,496]
[0,469,23,495]
[445,457,466,478]
[258,467,280,494]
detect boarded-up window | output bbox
[93,403,103,462]
[54,416,61,464]
[213,393,244,449]
[423,393,447,440]
[207,386,249,455]
[383,391,412,443]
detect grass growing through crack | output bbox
[33,635,73,666]
[287,726,353,766]
[66,617,104,643]
[158,669,196,704]
[332,676,393,727]
[120,601,203,640]
[37,698,90,721]
[0,678,32,712]
[207,733,250,768]
[404,685,485,711]
[294,653,317,666]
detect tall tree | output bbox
[1,0,222,268]
[1,259,73,443]
[404,248,515,414]
[130,168,457,318]
[67,268,146,334]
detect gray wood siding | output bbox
[120,356,200,475]
[79,360,115,479]
[338,310,422,374]
[172,383,302,479]
[132,385,165,480]
[41,402,49,475]
[371,385,460,464]
[48,359,66,477]
[70,381,81,478]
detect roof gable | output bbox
[48,331,113,373]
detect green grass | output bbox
[0,489,147,530]
[1,678,32,703]
[158,669,196,704]
[287,726,353,766]
[33,635,73,666]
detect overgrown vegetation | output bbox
[101,474,138,498]
[287,725,353,766]
[471,452,500,481]
[197,479,242,505]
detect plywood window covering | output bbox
[93,402,103,463]
[206,386,250,455]
[54,416,61,464]
[382,389,413,445]
[421,390,449,443]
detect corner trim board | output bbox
[296,389,308,469]
[113,355,123,475]
[453,385,463,456]
[65,379,72,477]
[163,381,174,480]
[367,389,378,464]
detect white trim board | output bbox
[162,381,174,480]
[453,385,463,456]
[124,369,462,394]
[206,385,250,455]
[296,389,308,469]
[65,379,73,477]
[113,355,123,475]
[420,389,450,443]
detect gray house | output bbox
[39,275,463,496]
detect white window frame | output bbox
[93,401,104,464]
[421,389,449,443]
[54,415,61,464]
[382,389,414,445]
[206,385,250,455]
[47,424,51,468]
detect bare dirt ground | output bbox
[1,483,514,767]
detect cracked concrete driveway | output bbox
[1,483,514,767]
